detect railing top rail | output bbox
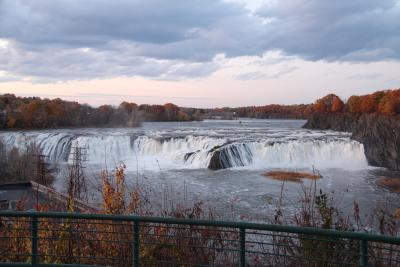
[0,211,399,245]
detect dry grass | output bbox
[262,171,322,183]
[394,208,400,219]
[377,178,400,193]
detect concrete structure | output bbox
[0,181,98,212]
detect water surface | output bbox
[1,119,398,220]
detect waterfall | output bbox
[205,140,368,169]
[0,131,368,170]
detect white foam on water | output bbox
[226,140,368,170]
[0,130,368,171]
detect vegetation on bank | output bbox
[0,94,201,129]
[0,138,399,265]
[0,140,54,186]
[198,88,400,120]
[304,89,400,171]
[1,89,400,265]
[0,165,399,266]
[313,89,400,115]
[208,103,314,119]
[0,88,399,130]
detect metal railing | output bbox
[0,211,399,266]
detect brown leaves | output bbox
[101,164,127,215]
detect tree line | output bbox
[0,89,399,129]
[0,94,202,129]
[313,89,400,115]
[207,88,400,119]
[215,104,314,119]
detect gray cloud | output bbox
[256,0,400,61]
[0,0,399,82]
[0,42,219,82]
[234,65,298,80]
[0,1,238,45]
[0,0,261,60]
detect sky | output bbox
[0,0,399,108]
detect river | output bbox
[1,119,398,220]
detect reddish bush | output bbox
[314,94,344,113]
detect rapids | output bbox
[0,120,367,171]
[1,119,397,220]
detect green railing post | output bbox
[359,240,368,267]
[31,217,38,266]
[133,221,140,267]
[1,211,400,267]
[239,228,246,267]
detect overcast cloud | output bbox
[0,0,399,82]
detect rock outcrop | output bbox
[207,143,253,170]
[304,113,400,170]
[208,149,224,170]
[302,113,359,132]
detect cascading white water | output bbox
[0,130,368,170]
[2,121,399,224]
[133,136,225,169]
[0,132,76,161]
[0,132,225,169]
[216,140,368,169]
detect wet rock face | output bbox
[208,149,223,170]
[302,113,359,132]
[352,114,400,170]
[207,143,253,170]
[304,113,400,170]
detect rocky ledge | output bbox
[183,142,253,170]
[303,113,400,171]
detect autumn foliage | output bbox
[194,88,400,119]
[314,89,400,116]
[1,167,399,266]
[1,88,399,130]
[0,94,198,129]
[0,166,238,266]
[313,94,345,113]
